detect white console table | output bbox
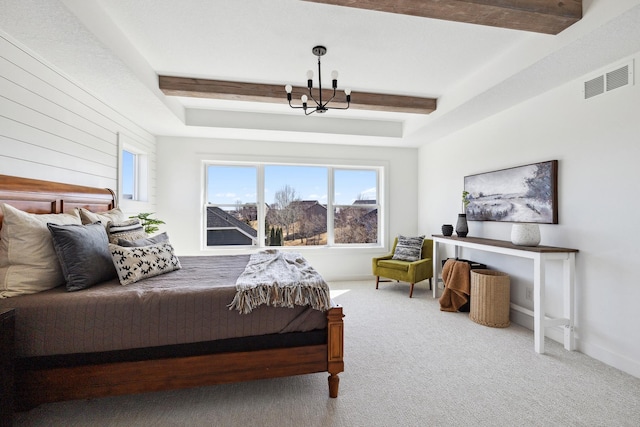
[432,235,578,354]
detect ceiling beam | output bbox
[302,0,582,35]
[159,76,437,115]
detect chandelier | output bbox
[285,46,351,115]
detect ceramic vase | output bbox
[510,223,541,246]
[455,214,468,237]
[441,224,454,236]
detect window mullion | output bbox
[257,165,265,248]
[327,167,335,245]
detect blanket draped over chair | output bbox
[439,259,471,312]
[229,250,331,314]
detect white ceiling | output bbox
[2,0,640,147]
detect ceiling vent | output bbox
[583,61,634,100]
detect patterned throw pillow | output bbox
[109,241,181,285]
[392,235,425,262]
[107,219,147,244]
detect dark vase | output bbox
[441,224,454,236]
[455,214,468,237]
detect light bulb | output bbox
[306,70,314,80]
[285,84,292,94]
[344,88,351,95]
[331,70,338,79]
[301,95,308,103]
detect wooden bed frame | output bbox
[0,174,344,410]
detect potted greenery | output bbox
[130,213,165,234]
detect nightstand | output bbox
[0,309,15,427]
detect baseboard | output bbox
[578,340,640,379]
[324,274,373,282]
[510,309,640,379]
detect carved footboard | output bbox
[16,305,344,409]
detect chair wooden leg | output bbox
[375,276,379,289]
[409,283,415,298]
[429,278,432,290]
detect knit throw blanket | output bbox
[228,250,331,314]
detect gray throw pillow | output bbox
[47,222,117,291]
[117,232,169,247]
[392,235,425,262]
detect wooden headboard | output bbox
[0,175,116,229]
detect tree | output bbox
[271,185,300,240]
[525,163,553,201]
[268,226,275,246]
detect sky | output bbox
[207,165,377,206]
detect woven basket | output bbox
[469,269,510,328]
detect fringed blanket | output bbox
[228,250,331,314]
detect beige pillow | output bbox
[0,203,81,298]
[78,207,126,228]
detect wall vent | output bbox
[606,65,629,91]
[584,75,604,99]
[583,60,634,100]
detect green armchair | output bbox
[372,237,434,298]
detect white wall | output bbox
[418,52,640,378]
[0,32,156,213]
[156,137,419,281]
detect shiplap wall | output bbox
[0,32,156,209]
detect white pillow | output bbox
[0,203,81,298]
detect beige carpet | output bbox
[14,280,640,427]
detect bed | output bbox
[0,174,344,411]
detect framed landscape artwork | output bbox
[464,160,558,224]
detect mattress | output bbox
[0,255,328,358]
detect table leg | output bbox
[563,254,576,350]
[433,241,440,298]
[533,255,546,354]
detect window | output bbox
[204,162,381,248]
[265,165,327,246]
[334,169,379,244]
[119,144,148,203]
[205,165,258,246]
[121,150,136,200]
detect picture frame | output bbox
[464,160,558,224]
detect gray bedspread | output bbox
[0,255,328,358]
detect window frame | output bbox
[118,132,149,206]
[202,158,386,250]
